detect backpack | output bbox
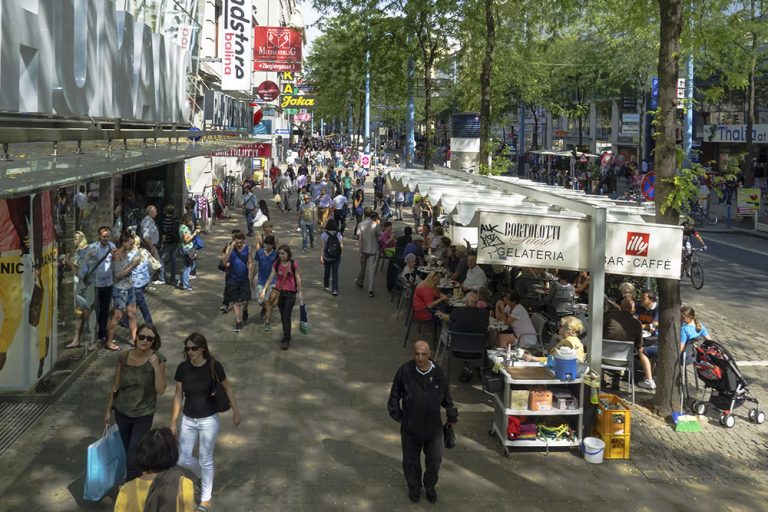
[324,232,341,261]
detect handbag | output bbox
[192,235,205,250]
[184,248,199,261]
[268,288,280,306]
[274,193,282,204]
[443,422,456,449]
[299,301,310,335]
[145,249,161,273]
[83,424,126,501]
[209,359,231,413]
[28,275,44,327]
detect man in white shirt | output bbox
[140,206,160,258]
[461,254,486,292]
[332,193,349,235]
[355,207,381,297]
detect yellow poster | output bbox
[737,188,760,215]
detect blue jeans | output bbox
[134,285,153,325]
[178,413,220,503]
[160,243,178,284]
[245,209,255,235]
[180,255,194,289]
[114,409,154,481]
[300,219,314,249]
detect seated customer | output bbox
[379,221,397,257]
[635,289,659,336]
[411,271,449,323]
[450,245,468,282]
[403,234,426,266]
[436,292,489,382]
[645,304,711,359]
[399,253,420,288]
[604,298,655,390]
[523,316,586,363]
[494,291,537,349]
[461,253,487,292]
[394,226,413,260]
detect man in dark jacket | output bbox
[387,340,458,504]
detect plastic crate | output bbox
[599,433,631,459]
[596,393,631,436]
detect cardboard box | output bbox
[510,390,529,410]
[528,386,553,411]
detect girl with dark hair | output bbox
[494,291,537,349]
[352,189,365,237]
[171,333,241,511]
[258,199,270,220]
[105,323,167,481]
[260,245,303,350]
[114,427,197,511]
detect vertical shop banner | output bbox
[604,222,682,279]
[221,0,253,92]
[476,212,590,270]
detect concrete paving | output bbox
[0,184,767,511]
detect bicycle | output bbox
[680,247,705,289]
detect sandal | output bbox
[195,505,210,512]
[64,343,82,349]
[103,342,121,351]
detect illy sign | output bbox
[625,232,649,257]
[221,0,252,92]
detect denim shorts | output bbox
[112,287,136,310]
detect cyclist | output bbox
[681,219,706,255]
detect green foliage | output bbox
[478,142,511,176]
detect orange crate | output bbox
[596,393,631,436]
[599,433,631,459]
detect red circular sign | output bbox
[253,106,263,125]
[257,81,279,101]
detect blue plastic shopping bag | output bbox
[299,301,310,335]
[83,424,126,501]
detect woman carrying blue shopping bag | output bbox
[104,323,166,482]
[171,333,241,512]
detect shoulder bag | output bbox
[209,359,231,413]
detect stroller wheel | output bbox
[720,413,736,428]
[748,408,757,422]
[756,411,765,425]
[692,401,707,416]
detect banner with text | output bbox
[604,222,682,279]
[476,212,590,270]
[221,0,252,92]
[211,142,272,157]
[704,124,768,144]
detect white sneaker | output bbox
[638,379,656,390]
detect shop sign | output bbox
[221,0,252,92]
[254,26,302,63]
[554,130,570,137]
[295,113,312,122]
[476,212,590,270]
[280,95,316,109]
[257,81,280,101]
[604,222,682,279]
[0,0,191,123]
[254,61,302,72]
[704,124,768,144]
[203,91,252,130]
[211,142,271,157]
[621,113,640,134]
[737,188,760,215]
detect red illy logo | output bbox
[626,232,649,256]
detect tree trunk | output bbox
[478,0,495,169]
[356,88,365,149]
[577,114,583,148]
[530,106,539,150]
[648,0,684,419]
[423,59,434,169]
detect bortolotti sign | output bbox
[0,0,190,123]
[605,222,682,279]
[476,212,590,271]
[221,0,252,92]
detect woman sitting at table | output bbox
[378,221,397,258]
[411,271,450,323]
[523,315,586,363]
[399,253,420,289]
[494,291,537,349]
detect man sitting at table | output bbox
[604,298,656,390]
[436,292,489,383]
[450,245,468,282]
[403,234,426,266]
[461,253,486,292]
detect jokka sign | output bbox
[221,0,252,92]
[0,0,191,123]
[477,212,683,279]
[477,212,590,271]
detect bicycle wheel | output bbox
[708,214,718,225]
[690,262,704,289]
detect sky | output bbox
[302,1,322,53]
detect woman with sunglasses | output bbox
[171,333,241,511]
[104,323,167,481]
[260,245,303,350]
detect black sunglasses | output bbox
[137,334,156,342]
[184,346,202,352]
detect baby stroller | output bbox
[689,339,764,428]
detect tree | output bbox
[648,0,684,419]
[477,0,494,168]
